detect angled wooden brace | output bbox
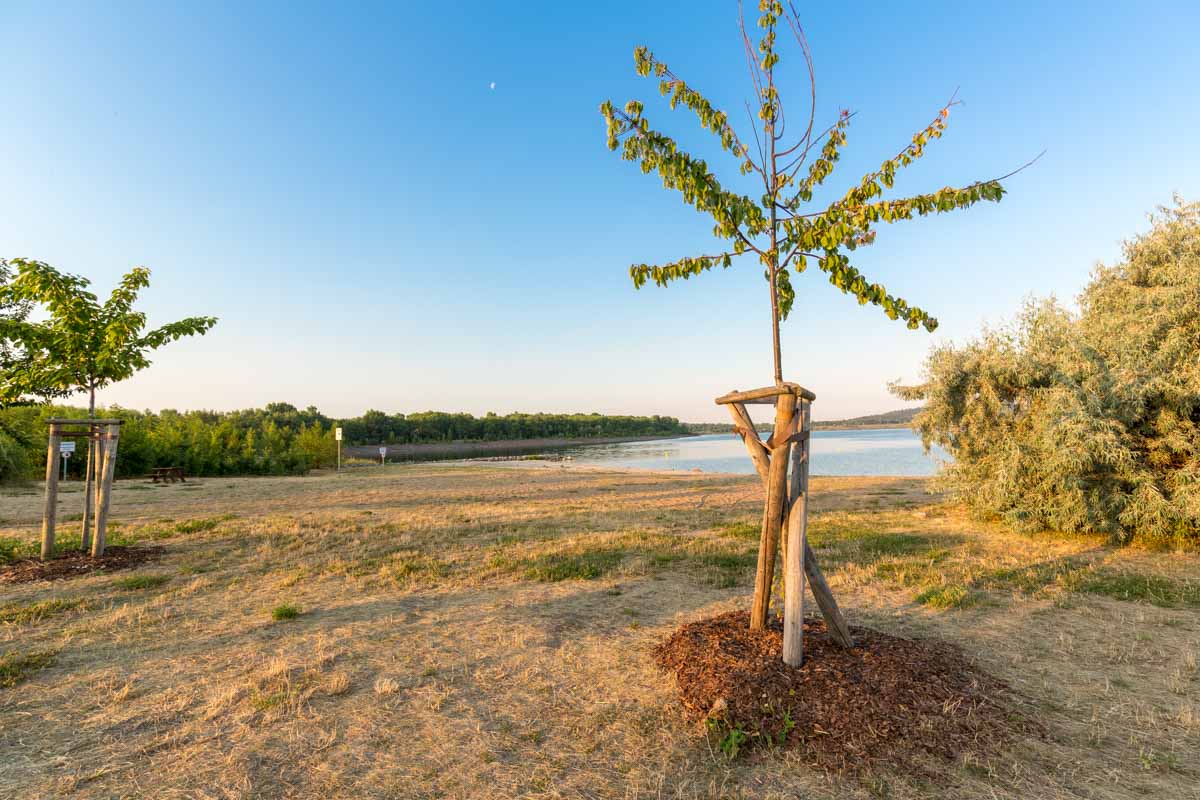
[723,396,854,648]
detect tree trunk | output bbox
[81,386,96,552]
[40,424,62,560]
[749,392,797,629]
[91,424,119,557]
[782,400,811,666]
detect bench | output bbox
[150,467,186,484]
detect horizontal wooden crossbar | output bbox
[46,419,125,425]
[714,383,816,405]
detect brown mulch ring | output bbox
[655,611,1038,775]
[0,546,162,585]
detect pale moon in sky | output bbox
[489,82,496,90]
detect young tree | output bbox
[294,422,337,470]
[0,260,217,544]
[0,259,42,406]
[600,2,1033,636]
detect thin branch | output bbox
[779,248,823,272]
[653,68,764,178]
[744,100,769,190]
[735,230,766,257]
[779,113,849,179]
[775,4,816,161]
[776,1,814,155]
[737,1,765,104]
[790,149,1048,219]
[778,109,858,170]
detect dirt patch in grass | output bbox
[654,611,1034,775]
[0,545,161,585]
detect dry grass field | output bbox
[1,464,1198,799]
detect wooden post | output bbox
[81,424,97,553]
[715,384,852,649]
[803,539,853,647]
[40,424,62,560]
[750,392,797,629]
[782,400,811,666]
[732,397,854,649]
[91,425,120,558]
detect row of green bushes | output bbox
[0,405,334,481]
[0,403,687,483]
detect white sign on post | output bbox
[60,440,74,479]
[378,446,387,458]
[335,427,343,441]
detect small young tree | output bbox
[600,2,1033,638]
[294,422,337,470]
[0,259,49,406]
[0,260,217,544]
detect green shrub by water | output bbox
[897,200,1200,544]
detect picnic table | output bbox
[149,467,186,484]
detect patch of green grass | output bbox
[854,532,947,558]
[1068,570,1200,608]
[520,549,626,582]
[114,574,170,591]
[873,549,954,588]
[983,557,1091,594]
[271,603,301,621]
[915,583,978,609]
[693,550,758,588]
[706,719,749,760]
[490,526,760,588]
[0,649,56,688]
[0,598,87,625]
[0,537,36,564]
[251,690,285,710]
[174,516,225,534]
[378,553,449,584]
[715,520,760,540]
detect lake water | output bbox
[553,429,946,477]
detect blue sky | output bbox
[1,1,1197,422]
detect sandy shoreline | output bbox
[344,425,911,464]
[340,433,692,462]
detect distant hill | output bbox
[684,407,920,434]
[813,407,921,429]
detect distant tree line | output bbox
[683,407,920,434]
[0,403,687,482]
[341,409,684,444]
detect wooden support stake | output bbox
[803,538,853,648]
[750,392,797,630]
[81,425,97,553]
[782,401,811,666]
[725,402,769,482]
[745,416,855,650]
[91,425,119,558]
[40,424,62,560]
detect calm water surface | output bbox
[555,429,945,477]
